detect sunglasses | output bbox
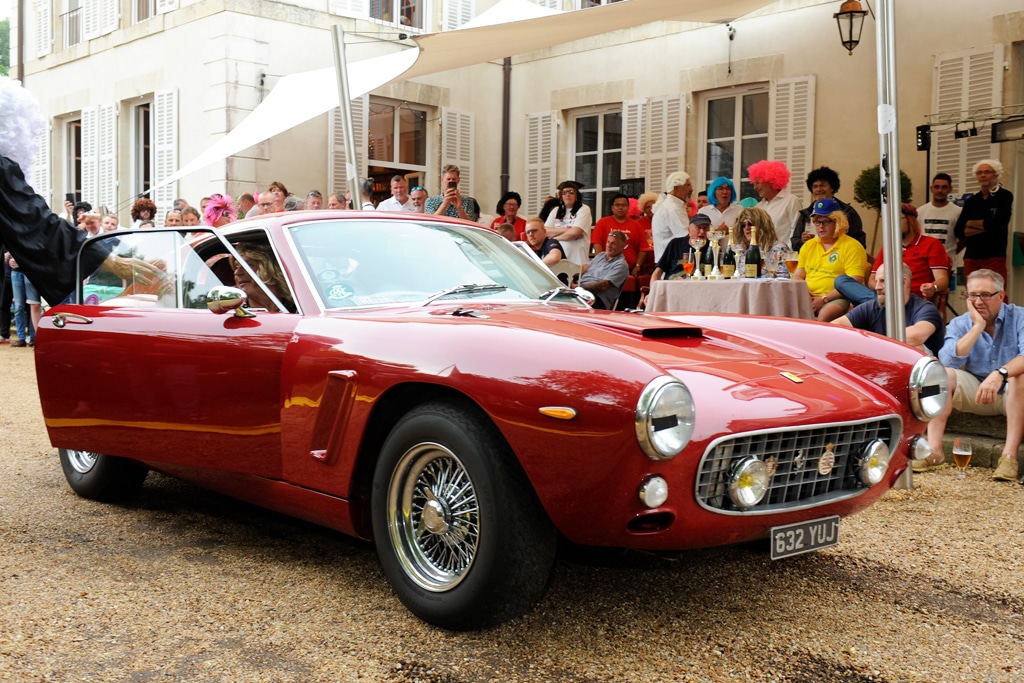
[411,186,425,192]
[740,221,755,228]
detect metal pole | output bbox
[332,26,361,210]
[500,57,512,197]
[874,0,912,490]
[876,0,905,344]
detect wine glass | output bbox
[952,438,972,479]
[764,250,778,279]
[679,253,695,279]
[689,237,707,279]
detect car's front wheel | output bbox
[58,448,149,501]
[371,401,557,630]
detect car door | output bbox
[36,229,300,478]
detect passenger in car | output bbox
[229,243,294,312]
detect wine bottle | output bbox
[744,224,762,279]
[721,230,736,278]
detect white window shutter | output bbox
[621,99,647,185]
[36,0,53,58]
[647,95,684,193]
[100,0,118,35]
[443,0,474,31]
[328,0,368,18]
[156,0,178,15]
[80,107,98,208]
[329,95,368,198]
[97,103,118,214]
[83,0,101,40]
[32,124,52,206]
[534,0,560,7]
[932,45,1003,196]
[153,89,178,224]
[525,111,556,217]
[442,108,474,197]
[769,75,815,205]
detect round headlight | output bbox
[909,357,949,421]
[858,439,891,486]
[635,377,695,460]
[909,434,932,462]
[639,476,669,508]
[728,457,770,509]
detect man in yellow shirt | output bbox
[793,198,868,322]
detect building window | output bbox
[702,87,768,200]
[133,102,153,200]
[66,119,82,203]
[577,0,625,7]
[572,109,621,218]
[135,0,156,23]
[365,99,428,203]
[371,0,425,30]
[62,0,83,48]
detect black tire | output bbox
[371,401,558,630]
[58,448,149,502]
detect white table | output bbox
[646,278,815,320]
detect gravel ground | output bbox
[2,347,1024,682]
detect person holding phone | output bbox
[425,164,474,220]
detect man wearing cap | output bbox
[377,175,414,212]
[580,230,630,310]
[793,198,868,322]
[651,171,694,262]
[544,180,593,268]
[650,213,714,282]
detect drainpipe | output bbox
[500,57,511,196]
[16,0,26,82]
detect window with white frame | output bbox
[370,0,426,30]
[135,0,157,23]
[702,85,768,201]
[572,108,621,219]
[65,118,83,204]
[133,102,153,201]
[577,0,625,7]
[62,0,83,47]
[368,99,428,170]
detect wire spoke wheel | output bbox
[388,442,480,591]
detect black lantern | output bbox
[834,0,868,55]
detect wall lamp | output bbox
[834,0,868,55]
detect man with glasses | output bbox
[377,175,414,212]
[524,217,564,267]
[954,159,1014,282]
[650,213,714,282]
[409,186,428,213]
[925,269,1024,481]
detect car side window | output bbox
[81,230,227,310]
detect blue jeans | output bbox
[10,270,37,342]
[834,274,876,306]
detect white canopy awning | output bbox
[161,0,774,187]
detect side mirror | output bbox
[207,286,255,318]
[574,286,596,306]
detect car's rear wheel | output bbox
[58,448,149,501]
[371,401,557,630]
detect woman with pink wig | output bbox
[204,194,237,228]
[747,160,801,249]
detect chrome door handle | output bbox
[52,312,94,328]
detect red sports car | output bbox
[35,211,948,629]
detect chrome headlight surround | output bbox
[857,439,891,486]
[909,356,949,421]
[634,376,695,460]
[728,457,770,509]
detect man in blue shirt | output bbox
[580,230,629,310]
[833,263,944,355]
[926,269,1024,481]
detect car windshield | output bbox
[290,219,573,309]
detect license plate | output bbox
[770,515,840,560]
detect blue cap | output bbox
[811,198,841,216]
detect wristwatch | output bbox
[997,367,1009,383]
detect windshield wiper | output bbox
[422,283,508,306]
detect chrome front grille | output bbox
[695,417,901,515]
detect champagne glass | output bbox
[689,237,707,279]
[679,253,695,279]
[952,438,972,479]
[764,250,778,279]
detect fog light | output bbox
[857,439,891,485]
[639,476,669,508]
[728,457,769,509]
